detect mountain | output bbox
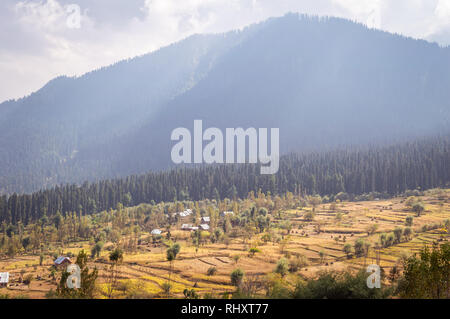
[1,13,449,194]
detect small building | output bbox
[179,209,193,217]
[54,256,71,269]
[151,229,162,235]
[200,224,210,231]
[181,224,194,230]
[181,224,199,231]
[0,272,9,288]
[201,216,210,223]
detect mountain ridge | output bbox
[1,13,449,194]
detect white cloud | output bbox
[435,0,450,19]
[1,0,450,103]
[331,0,383,28]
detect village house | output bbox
[0,272,9,288]
[181,224,198,231]
[54,256,71,269]
[200,224,210,230]
[151,229,162,235]
[201,216,210,223]
[181,223,192,230]
[179,209,193,217]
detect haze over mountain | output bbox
[1,13,449,194]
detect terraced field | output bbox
[1,189,448,298]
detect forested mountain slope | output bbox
[1,135,448,225]
[1,13,449,193]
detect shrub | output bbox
[304,212,315,222]
[161,282,171,296]
[289,255,309,272]
[275,258,289,277]
[335,192,350,201]
[292,270,392,299]
[230,268,245,287]
[405,216,414,226]
[393,227,403,243]
[207,266,217,276]
[248,247,261,257]
[343,244,352,258]
[412,202,425,216]
[183,289,199,299]
[403,227,412,240]
[354,239,365,257]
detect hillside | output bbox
[1,13,450,193]
[0,188,448,299]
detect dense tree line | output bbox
[0,136,448,225]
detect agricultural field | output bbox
[0,189,448,299]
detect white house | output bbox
[151,229,162,235]
[181,224,193,230]
[0,272,9,287]
[201,216,210,223]
[54,256,71,269]
[181,224,198,231]
[200,224,210,230]
[178,209,193,217]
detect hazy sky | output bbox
[1,0,450,103]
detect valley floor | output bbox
[1,189,449,299]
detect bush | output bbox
[292,270,392,299]
[343,244,352,258]
[23,274,33,287]
[183,289,199,299]
[354,239,365,257]
[404,189,422,197]
[335,192,350,201]
[289,255,309,272]
[393,227,403,243]
[207,266,217,276]
[230,268,245,287]
[304,212,315,222]
[381,233,395,248]
[405,216,414,226]
[412,202,425,216]
[161,282,171,296]
[275,258,289,277]
[248,247,261,257]
[265,273,292,299]
[403,227,412,240]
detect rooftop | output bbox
[0,272,9,283]
[54,256,70,265]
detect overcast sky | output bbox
[1,0,450,103]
